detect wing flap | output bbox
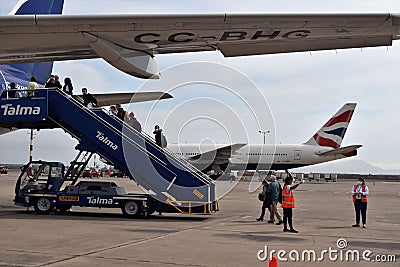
[219,36,392,57]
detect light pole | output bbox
[258,130,270,144]
[28,129,36,162]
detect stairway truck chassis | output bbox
[14,161,218,217]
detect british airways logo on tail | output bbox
[313,109,354,148]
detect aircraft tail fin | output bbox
[3,0,65,85]
[10,0,64,15]
[304,103,357,148]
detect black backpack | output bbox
[258,191,266,201]
[161,133,168,148]
[258,184,268,202]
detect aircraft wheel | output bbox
[34,197,53,215]
[121,201,140,218]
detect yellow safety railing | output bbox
[166,198,219,215]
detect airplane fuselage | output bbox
[168,143,351,171]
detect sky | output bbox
[0,0,399,173]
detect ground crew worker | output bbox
[281,172,303,233]
[352,177,369,228]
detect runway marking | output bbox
[0,204,15,208]
[0,262,36,267]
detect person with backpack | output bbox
[268,175,284,225]
[153,125,163,147]
[256,178,272,222]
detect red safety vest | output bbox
[281,185,295,208]
[352,184,368,203]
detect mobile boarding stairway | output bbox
[0,89,217,215]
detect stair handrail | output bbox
[47,90,180,181]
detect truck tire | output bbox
[121,201,140,218]
[34,197,53,215]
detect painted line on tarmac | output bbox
[0,204,15,208]
[0,262,36,267]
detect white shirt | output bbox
[352,184,369,199]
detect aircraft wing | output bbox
[0,91,172,135]
[0,13,399,78]
[189,143,246,165]
[75,91,172,107]
[317,145,362,156]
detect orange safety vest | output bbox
[281,185,295,208]
[352,184,368,203]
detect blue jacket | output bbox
[268,181,281,202]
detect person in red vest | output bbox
[352,177,369,228]
[281,171,303,233]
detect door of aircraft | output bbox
[294,150,301,161]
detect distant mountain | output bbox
[293,159,400,175]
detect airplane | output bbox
[0,0,172,135]
[0,0,398,80]
[167,103,362,176]
[0,1,393,169]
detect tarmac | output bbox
[0,170,399,267]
